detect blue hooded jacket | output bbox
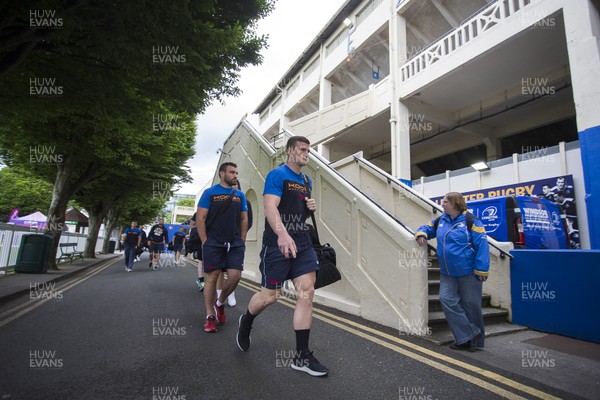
[415,212,490,278]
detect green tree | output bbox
[176,198,196,208]
[0,167,53,221]
[0,1,274,266]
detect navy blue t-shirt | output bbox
[198,184,248,243]
[148,224,169,244]
[262,164,312,247]
[123,227,142,246]
[173,231,186,245]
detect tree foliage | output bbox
[0,166,53,221]
[0,0,275,265]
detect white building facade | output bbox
[253,0,600,249]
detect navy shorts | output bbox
[149,243,164,253]
[173,244,183,252]
[259,242,319,290]
[202,239,245,273]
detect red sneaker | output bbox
[204,315,217,333]
[214,300,226,325]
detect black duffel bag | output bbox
[307,222,341,289]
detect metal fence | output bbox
[0,223,107,271]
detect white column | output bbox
[563,0,600,131]
[389,5,411,180]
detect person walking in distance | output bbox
[171,225,187,265]
[197,162,248,333]
[147,217,169,270]
[236,136,328,377]
[415,192,490,352]
[121,220,142,272]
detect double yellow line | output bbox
[0,257,117,328]
[237,280,559,400]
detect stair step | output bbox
[423,322,529,345]
[428,294,491,312]
[428,280,440,295]
[428,267,440,280]
[428,307,509,331]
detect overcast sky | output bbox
[177,0,347,195]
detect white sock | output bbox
[216,289,222,300]
[216,299,224,307]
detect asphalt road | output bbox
[0,252,584,400]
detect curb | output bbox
[0,254,120,306]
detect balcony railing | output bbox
[401,0,533,81]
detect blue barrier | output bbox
[510,249,600,343]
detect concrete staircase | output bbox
[426,257,526,345]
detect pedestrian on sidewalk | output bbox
[236,136,329,377]
[415,192,490,352]
[121,220,142,272]
[147,218,169,270]
[171,225,187,265]
[197,162,248,333]
[186,214,205,291]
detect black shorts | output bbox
[149,243,165,253]
[202,239,245,273]
[173,244,183,252]
[259,242,319,290]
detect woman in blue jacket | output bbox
[415,192,490,351]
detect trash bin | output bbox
[15,234,54,273]
[108,240,116,254]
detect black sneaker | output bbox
[449,342,469,350]
[236,314,252,352]
[148,262,152,269]
[291,350,329,377]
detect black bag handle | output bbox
[302,174,321,244]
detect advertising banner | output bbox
[432,175,579,248]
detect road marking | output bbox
[0,258,117,328]
[237,280,559,400]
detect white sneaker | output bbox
[126,268,132,272]
[227,291,236,307]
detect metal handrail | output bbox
[350,156,514,260]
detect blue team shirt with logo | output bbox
[123,227,142,246]
[262,164,312,247]
[198,184,248,243]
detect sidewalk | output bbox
[0,253,120,305]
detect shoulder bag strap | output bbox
[302,174,320,244]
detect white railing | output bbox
[0,223,107,271]
[401,0,532,81]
